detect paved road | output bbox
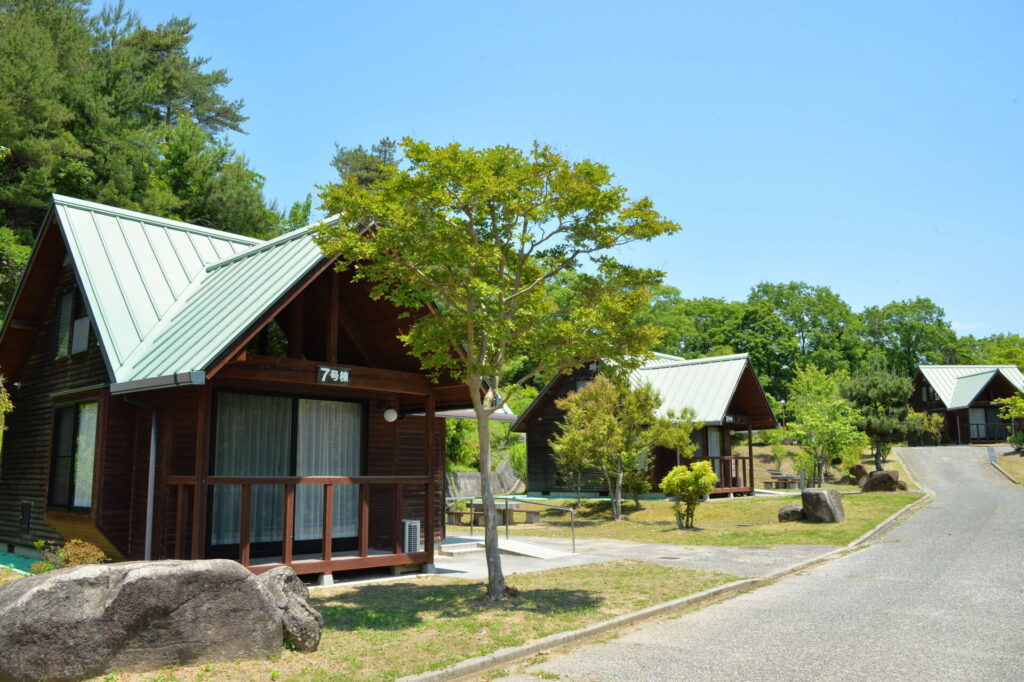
[506,447,1024,681]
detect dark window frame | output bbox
[48,399,99,512]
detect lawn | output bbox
[746,444,912,492]
[997,451,1024,482]
[458,491,923,547]
[109,561,736,681]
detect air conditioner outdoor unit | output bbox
[402,519,421,554]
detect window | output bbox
[55,288,90,359]
[49,401,98,510]
[209,392,363,551]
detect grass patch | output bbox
[997,451,1024,481]
[0,567,22,587]
[111,561,735,681]
[469,491,922,547]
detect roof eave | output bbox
[110,371,206,395]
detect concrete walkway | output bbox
[499,446,1024,681]
[435,534,840,581]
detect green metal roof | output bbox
[50,196,328,394]
[920,364,1024,410]
[629,353,751,424]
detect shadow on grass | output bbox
[315,581,603,632]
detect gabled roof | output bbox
[919,364,1024,410]
[628,353,755,424]
[512,352,775,431]
[34,195,331,394]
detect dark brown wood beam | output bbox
[336,303,378,367]
[215,355,433,396]
[326,271,339,363]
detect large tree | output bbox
[842,354,916,470]
[316,138,678,599]
[787,365,866,486]
[860,298,959,377]
[0,0,281,317]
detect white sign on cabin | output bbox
[317,365,351,385]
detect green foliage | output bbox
[841,354,916,470]
[860,298,960,377]
[31,538,107,574]
[787,365,868,486]
[445,418,478,470]
[0,0,281,295]
[907,410,944,445]
[316,138,678,599]
[993,394,1024,422]
[330,137,397,187]
[284,194,313,231]
[1008,431,1024,451]
[622,467,651,512]
[660,461,717,529]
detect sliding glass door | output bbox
[209,391,364,556]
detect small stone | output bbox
[778,504,805,522]
[801,488,845,523]
[849,464,868,481]
[897,480,909,491]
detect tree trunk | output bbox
[611,459,623,520]
[873,441,883,471]
[470,378,505,600]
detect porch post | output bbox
[748,424,754,493]
[424,390,436,559]
[191,386,211,559]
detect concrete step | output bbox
[437,541,485,557]
[496,538,573,559]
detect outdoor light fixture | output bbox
[378,401,399,423]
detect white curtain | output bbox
[295,399,361,540]
[72,402,98,508]
[707,427,722,480]
[211,393,291,545]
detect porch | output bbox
[166,475,436,579]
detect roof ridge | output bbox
[638,353,748,371]
[52,194,264,246]
[207,227,314,271]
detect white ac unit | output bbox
[402,519,422,553]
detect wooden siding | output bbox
[0,266,110,548]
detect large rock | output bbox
[258,566,323,652]
[849,464,868,482]
[0,559,305,681]
[861,470,900,492]
[778,504,805,522]
[801,488,845,523]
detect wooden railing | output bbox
[968,423,1009,442]
[166,475,434,576]
[710,455,754,492]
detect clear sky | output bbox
[124,0,1022,338]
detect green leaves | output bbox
[660,461,717,529]
[315,138,678,395]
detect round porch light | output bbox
[383,407,399,423]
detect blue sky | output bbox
[125,0,1022,338]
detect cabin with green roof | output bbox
[911,364,1024,444]
[0,195,474,582]
[511,353,776,497]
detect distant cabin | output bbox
[511,353,777,498]
[911,365,1024,444]
[0,195,483,583]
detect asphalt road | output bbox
[507,447,1024,681]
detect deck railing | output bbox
[167,475,434,576]
[968,423,1009,442]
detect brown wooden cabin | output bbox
[511,353,777,498]
[911,365,1024,445]
[0,195,476,583]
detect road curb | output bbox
[989,460,1020,484]
[401,486,934,681]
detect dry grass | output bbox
[0,567,22,587]
[997,451,1024,482]
[105,561,735,681]
[457,490,921,547]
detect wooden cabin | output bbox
[911,365,1024,444]
[511,353,777,497]
[0,195,476,583]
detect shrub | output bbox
[660,461,717,529]
[1009,431,1024,452]
[31,538,108,574]
[622,468,652,511]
